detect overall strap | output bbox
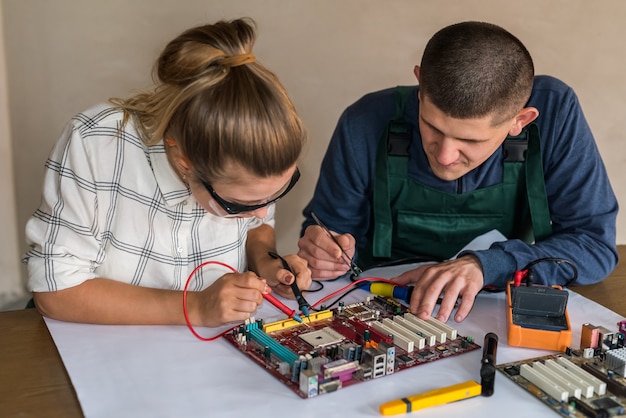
[373,86,413,258]
[524,124,552,241]
[503,123,552,241]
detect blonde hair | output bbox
[110,18,306,181]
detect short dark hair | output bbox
[419,21,534,124]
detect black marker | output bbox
[480,332,498,397]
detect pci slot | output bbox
[580,363,626,397]
[392,316,437,346]
[424,317,457,340]
[556,357,607,395]
[403,313,447,343]
[349,318,394,345]
[370,321,414,352]
[532,361,581,399]
[543,359,594,398]
[381,318,425,350]
[519,363,569,402]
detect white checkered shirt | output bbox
[25,104,273,292]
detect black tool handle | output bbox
[480,332,498,397]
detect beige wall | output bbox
[2,0,625,300]
[0,1,23,305]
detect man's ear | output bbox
[414,66,423,102]
[413,65,421,84]
[508,107,539,136]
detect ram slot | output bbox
[248,327,299,365]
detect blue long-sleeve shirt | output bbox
[302,76,618,288]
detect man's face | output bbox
[418,95,514,182]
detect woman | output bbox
[24,18,311,327]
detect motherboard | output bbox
[497,322,626,417]
[223,295,480,398]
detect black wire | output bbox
[304,280,324,293]
[317,285,365,310]
[520,257,578,286]
[366,255,443,270]
[300,280,330,312]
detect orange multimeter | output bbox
[505,280,572,352]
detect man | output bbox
[297,21,618,324]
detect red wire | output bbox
[183,260,239,341]
[310,277,400,309]
[184,262,403,340]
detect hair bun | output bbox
[219,52,256,68]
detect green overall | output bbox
[361,86,552,268]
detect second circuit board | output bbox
[497,324,626,418]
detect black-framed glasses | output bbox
[202,168,300,215]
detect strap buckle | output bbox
[503,135,528,162]
[387,121,411,156]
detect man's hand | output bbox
[297,225,356,280]
[392,255,484,323]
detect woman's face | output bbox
[189,164,299,219]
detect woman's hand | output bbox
[190,271,267,327]
[263,253,312,299]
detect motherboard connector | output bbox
[263,309,333,333]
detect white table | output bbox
[45,264,623,418]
